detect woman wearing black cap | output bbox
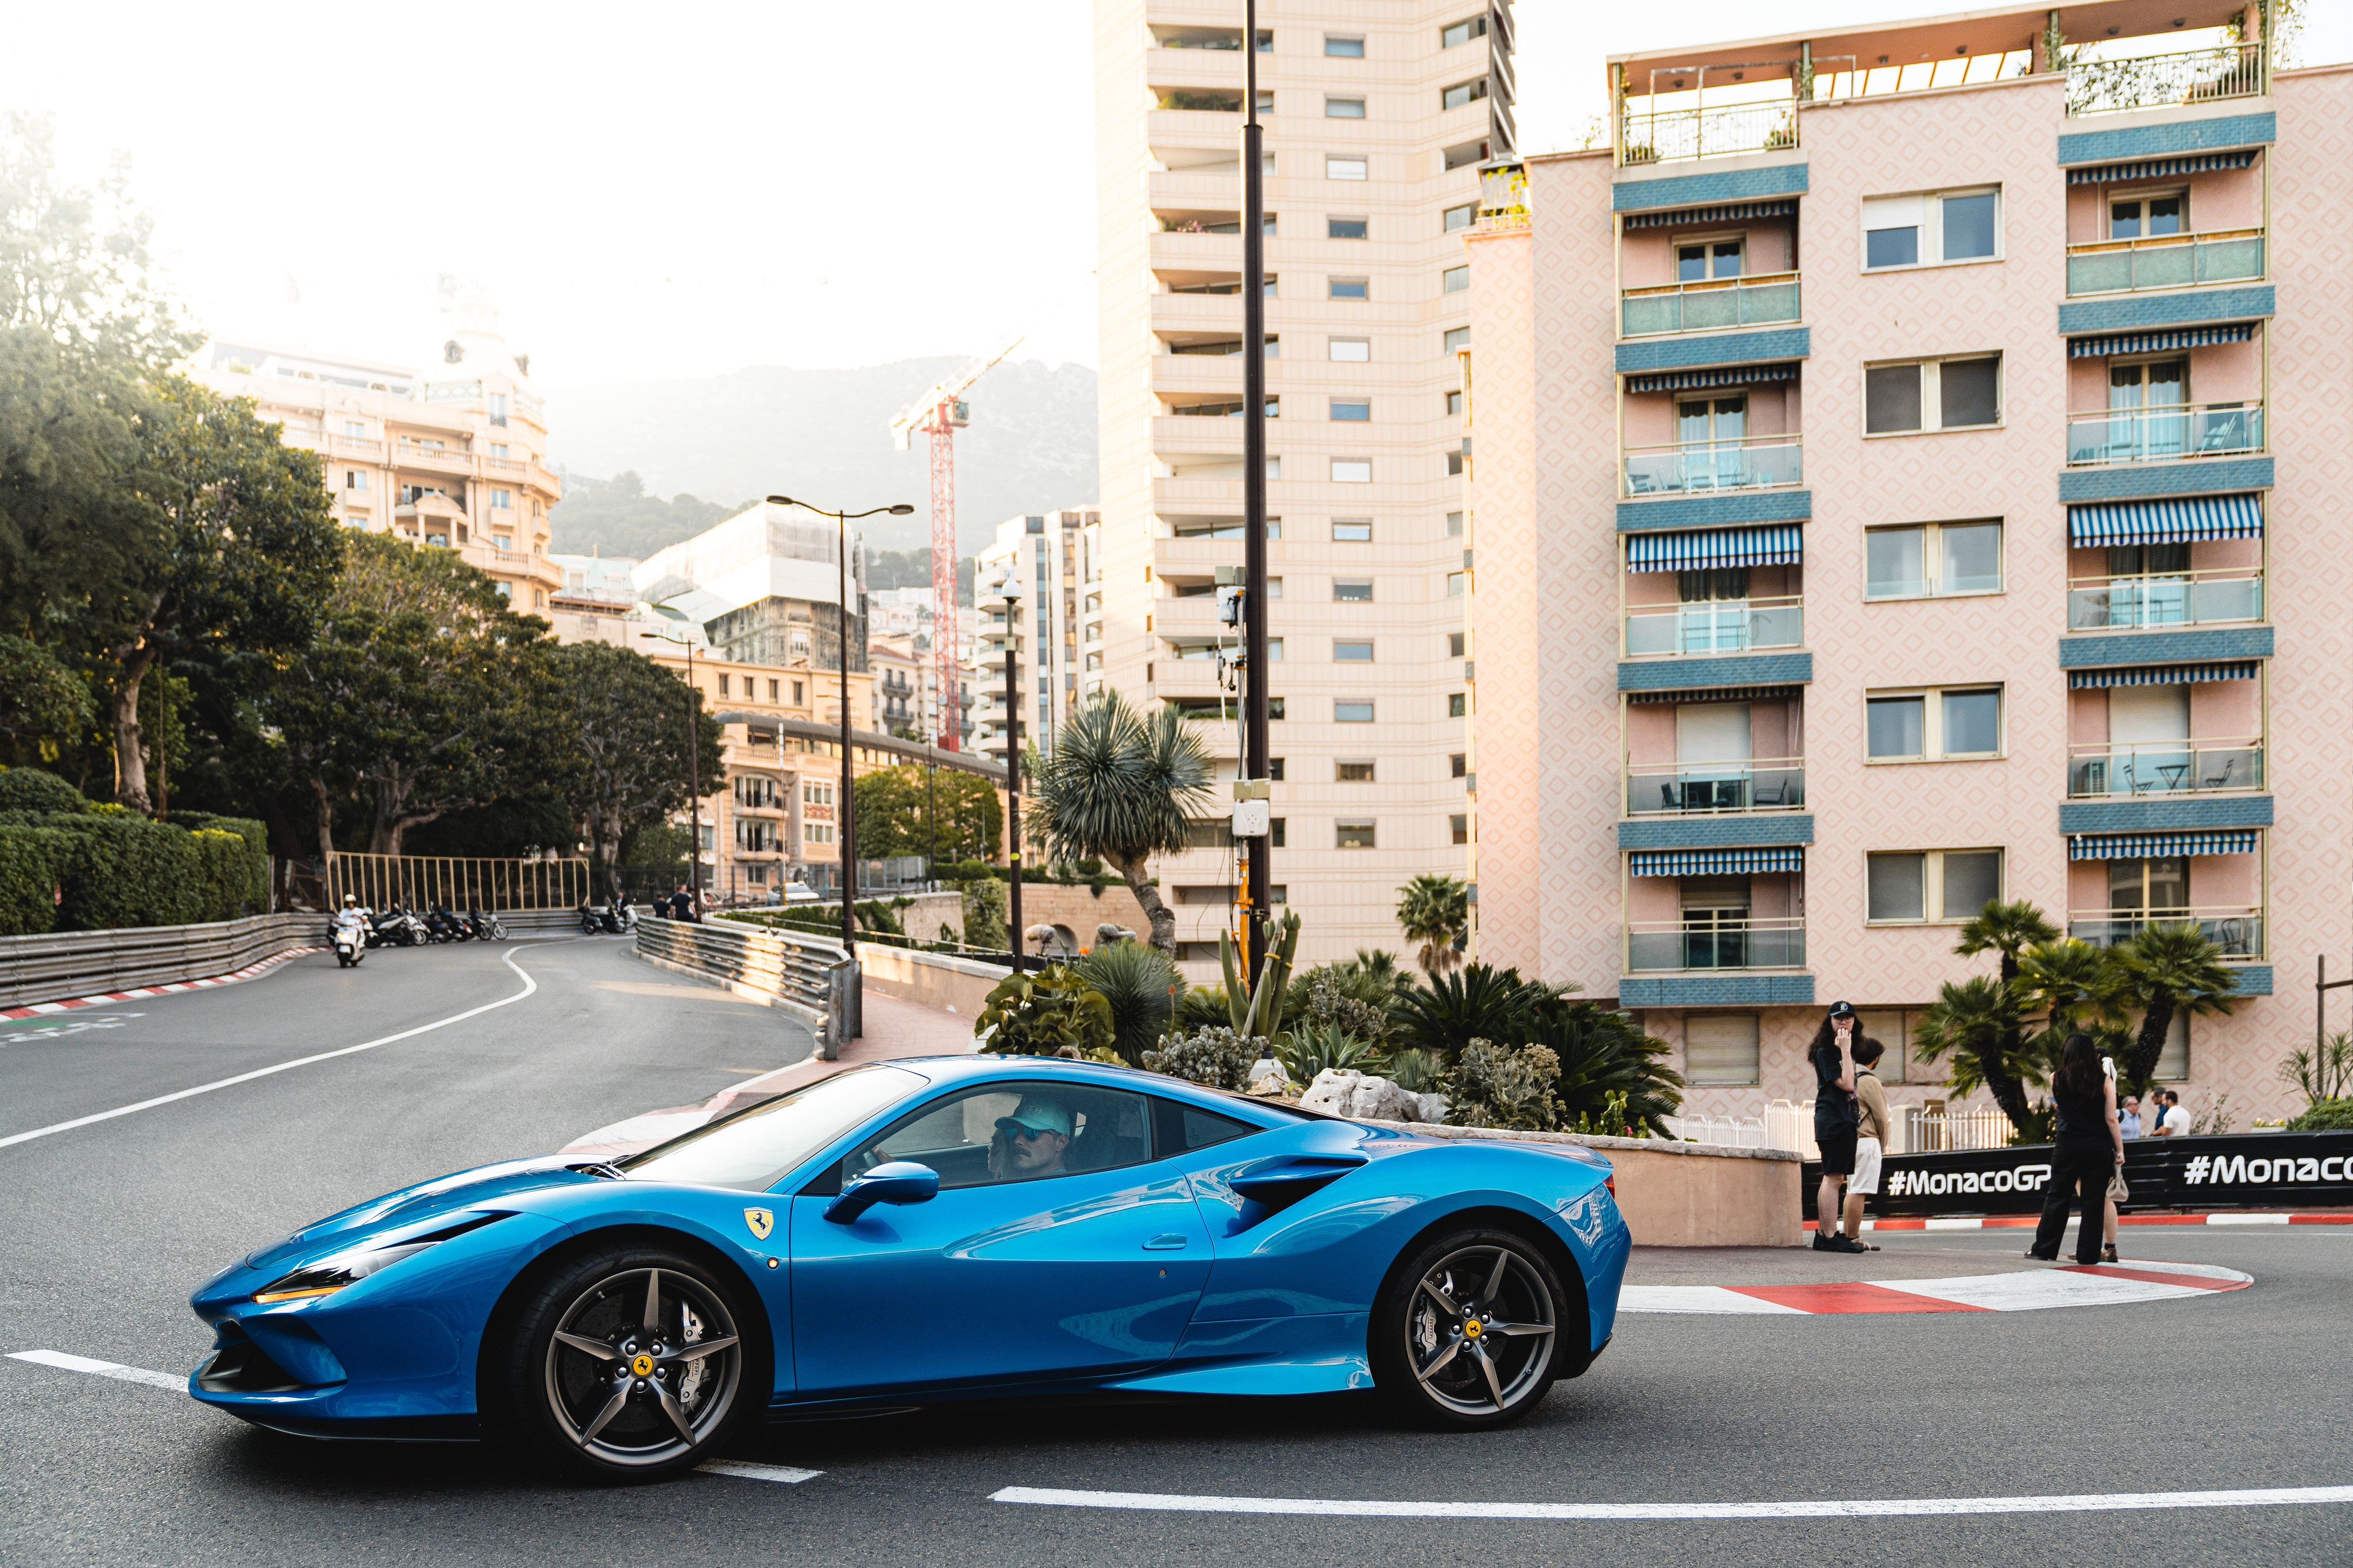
[1809,1002,1869,1253]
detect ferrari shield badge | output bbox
[743,1207,774,1241]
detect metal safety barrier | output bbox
[633,918,857,1059]
[0,914,321,1011]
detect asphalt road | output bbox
[3,937,2349,1566]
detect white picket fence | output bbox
[1667,1099,2017,1158]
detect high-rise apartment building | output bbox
[975,508,1102,761]
[1465,0,2346,1123]
[1095,2,1514,971]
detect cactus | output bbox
[1224,912,1302,1039]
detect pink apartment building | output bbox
[1463,0,2353,1125]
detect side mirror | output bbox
[823,1161,940,1224]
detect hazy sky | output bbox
[9,2,2344,401]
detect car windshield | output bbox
[618,1065,922,1193]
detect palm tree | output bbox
[1390,963,1558,1059]
[1531,1003,1685,1137]
[1396,873,1469,976]
[2108,923,2239,1094]
[1957,899,2062,984]
[1022,693,1213,956]
[1912,975,2040,1134]
[2016,937,2111,1037]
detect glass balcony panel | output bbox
[2064,403,2261,466]
[2066,910,2265,959]
[1624,760,1804,815]
[1621,599,1802,658]
[1621,437,1802,496]
[2065,233,2266,295]
[1619,276,1800,337]
[2066,743,2263,798]
[2067,570,2262,629]
[1626,921,1806,971]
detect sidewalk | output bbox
[1806,1211,2353,1233]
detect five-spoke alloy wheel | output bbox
[1371,1226,1565,1429]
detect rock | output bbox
[1408,1091,1451,1125]
[1344,1075,1412,1122]
[1299,1068,1363,1115]
[1248,1057,1293,1095]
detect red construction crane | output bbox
[891,338,1021,751]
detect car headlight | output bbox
[252,1213,506,1304]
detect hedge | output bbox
[0,813,270,935]
[174,813,270,916]
[0,826,76,936]
[0,767,88,816]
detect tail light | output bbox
[1604,1175,1617,1199]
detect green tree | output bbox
[2108,924,2239,1095]
[1912,975,2043,1134]
[1395,872,1469,976]
[853,763,1002,864]
[546,640,721,894]
[1021,691,1213,955]
[1944,898,2062,1129]
[0,634,91,760]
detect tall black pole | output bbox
[1004,601,1024,970]
[1240,0,1271,978]
[838,515,856,956]
[687,643,701,908]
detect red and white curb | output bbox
[1621,1258,2250,1315]
[0,948,321,1022]
[1807,1212,2353,1231]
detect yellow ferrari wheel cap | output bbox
[744,1207,774,1241]
[630,1353,656,1378]
[1464,1321,1482,1338]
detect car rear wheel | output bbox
[1370,1226,1564,1430]
[501,1244,755,1481]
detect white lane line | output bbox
[1618,1285,1808,1315]
[0,945,550,1152]
[698,1459,823,1484]
[9,1349,187,1392]
[990,1483,2353,1520]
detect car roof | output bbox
[886,1053,1316,1127]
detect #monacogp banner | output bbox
[1800,1130,2353,1218]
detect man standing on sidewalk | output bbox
[1811,1001,1867,1254]
[1843,1036,1889,1250]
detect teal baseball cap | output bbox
[996,1098,1074,1139]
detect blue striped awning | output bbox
[1624,362,1800,395]
[2067,150,2257,185]
[1629,847,1804,877]
[1625,524,1803,574]
[2069,323,2255,358]
[2068,661,2261,689]
[2068,493,2264,547]
[1622,199,1797,230]
[1626,684,1801,705]
[2067,830,2261,861]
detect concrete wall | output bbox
[857,943,1006,1022]
[1010,881,1154,953]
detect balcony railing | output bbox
[2066,42,2265,118]
[1623,596,1803,658]
[1621,272,1801,337]
[2067,739,2264,798]
[2069,567,2263,630]
[1627,918,1806,973]
[1623,435,1802,497]
[1625,758,1804,816]
[1620,100,1797,165]
[2066,401,2263,466]
[2067,908,2266,960]
[2066,230,2265,296]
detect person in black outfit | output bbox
[1810,1001,1868,1254]
[2030,1033,2125,1265]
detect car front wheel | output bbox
[1370,1226,1564,1430]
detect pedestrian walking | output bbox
[1842,1036,1889,1250]
[1810,1001,1868,1254]
[2028,1033,2124,1265]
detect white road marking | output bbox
[0,945,550,1152]
[698,1459,823,1484]
[1617,1286,1808,1315]
[990,1483,2353,1520]
[9,1349,187,1392]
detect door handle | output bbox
[1143,1234,1190,1251]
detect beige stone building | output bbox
[1094,2,1513,968]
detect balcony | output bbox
[1623,436,1802,498]
[2066,230,2265,298]
[2067,907,2265,960]
[2065,402,2262,468]
[1620,99,1796,166]
[1623,596,1802,659]
[2066,42,2265,118]
[1621,273,1800,338]
[2068,739,2264,799]
[1625,758,1804,816]
[2067,567,2263,631]
[1626,917,1805,972]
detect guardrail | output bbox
[0,913,320,1010]
[634,917,857,1058]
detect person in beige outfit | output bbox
[1842,1038,1890,1250]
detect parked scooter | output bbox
[425,906,469,943]
[368,905,427,947]
[466,907,507,941]
[578,897,637,935]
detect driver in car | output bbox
[988,1098,1075,1180]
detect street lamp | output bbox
[638,625,704,909]
[992,571,1026,970]
[767,495,913,965]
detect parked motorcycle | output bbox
[369,906,426,948]
[466,907,507,941]
[425,906,469,943]
[578,898,637,935]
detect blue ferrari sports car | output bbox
[190,1055,1630,1479]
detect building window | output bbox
[1256,90,1274,114]
[1329,276,1369,299]
[344,470,367,490]
[1447,448,1465,476]
[1271,817,1286,848]
[1867,849,2005,924]
[1451,814,1469,845]
[1448,693,1468,717]
[1443,326,1469,354]
[1685,1015,1761,1087]
[1333,579,1373,602]
[1325,96,1365,118]
[1332,519,1372,542]
[1863,188,2001,270]
[1451,752,1467,778]
[1865,356,2002,434]
[488,393,510,426]
[1330,399,1371,422]
[804,821,835,845]
[1866,522,2004,600]
[718,673,731,697]
[1447,571,1467,596]
[1332,458,1372,482]
[1337,759,1376,782]
[1446,389,1464,416]
[1442,264,1469,293]
[344,420,366,437]
[492,488,513,509]
[1328,216,1369,240]
[1866,686,2004,761]
[1334,640,1374,662]
[1329,337,1371,362]
[1449,632,1465,656]
[1336,700,1375,722]
[1442,78,1488,110]
[1268,758,1286,781]
[1326,156,1368,180]
[491,443,508,457]
[1325,34,1364,57]
[1442,202,1475,232]
[1446,510,1464,536]
[1442,14,1488,47]
[768,679,780,700]
[1336,820,1377,848]
[792,681,804,704]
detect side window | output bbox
[1152,1097,1263,1154]
[839,1083,1154,1190]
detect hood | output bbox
[242,1158,591,1271]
